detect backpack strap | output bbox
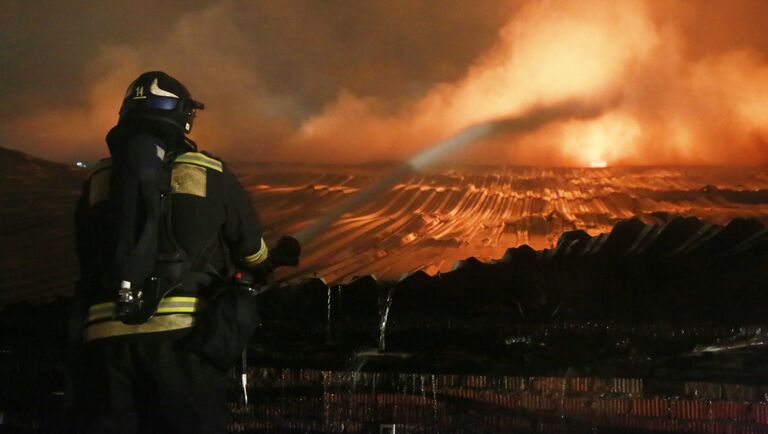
[107,136,193,324]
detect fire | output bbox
[293,0,658,165]
[559,113,643,167]
[5,0,768,166]
[289,0,768,167]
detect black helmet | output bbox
[118,71,204,134]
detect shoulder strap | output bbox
[107,135,198,323]
[110,134,167,287]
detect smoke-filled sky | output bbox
[1,0,767,166]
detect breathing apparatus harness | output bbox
[100,73,301,401]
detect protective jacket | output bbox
[75,141,268,342]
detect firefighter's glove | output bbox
[269,236,301,267]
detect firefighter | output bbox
[72,71,269,433]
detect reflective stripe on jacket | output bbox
[84,296,205,342]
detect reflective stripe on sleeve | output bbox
[84,314,195,342]
[243,238,269,266]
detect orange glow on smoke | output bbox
[6,0,768,166]
[560,113,643,167]
[287,0,768,167]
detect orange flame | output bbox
[289,0,768,167]
[5,0,768,167]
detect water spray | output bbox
[293,97,613,245]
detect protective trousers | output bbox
[75,329,229,434]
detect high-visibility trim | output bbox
[88,302,116,322]
[84,314,195,342]
[87,296,203,323]
[243,238,269,266]
[162,296,199,303]
[173,152,223,172]
[154,297,206,314]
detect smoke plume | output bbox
[1,0,766,166]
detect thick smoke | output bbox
[1,0,767,166]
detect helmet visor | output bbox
[145,95,179,110]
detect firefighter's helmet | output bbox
[119,71,204,134]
